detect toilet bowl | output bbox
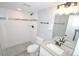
[27,44,39,53]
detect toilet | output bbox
[27,44,39,56]
[27,36,43,56]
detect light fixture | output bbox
[55,2,79,15]
[17,8,22,11]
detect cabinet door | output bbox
[40,47,52,56]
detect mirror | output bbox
[52,14,79,56]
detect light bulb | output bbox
[73,6,78,14]
[64,8,70,15]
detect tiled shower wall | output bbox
[0,20,37,56]
[0,7,38,56]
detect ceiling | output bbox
[0,2,64,12]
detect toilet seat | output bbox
[27,44,39,53]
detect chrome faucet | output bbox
[59,35,67,43]
[55,35,67,46]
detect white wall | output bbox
[37,7,55,40]
[0,8,38,49]
[0,20,37,49]
[65,15,79,41]
[0,8,38,19]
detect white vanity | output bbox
[35,37,74,56]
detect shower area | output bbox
[0,17,39,56]
[0,17,40,56]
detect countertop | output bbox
[35,39,74,56]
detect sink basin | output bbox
[63,40,74,49]
[46,43,64,55]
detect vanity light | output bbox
[55,2,79,15]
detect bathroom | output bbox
[0,2,79,56]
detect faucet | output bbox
[73,29,79,41]
[59,35,67,43]
[55,35,67,46]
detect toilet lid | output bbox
[27,44,39,53]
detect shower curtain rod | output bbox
[0,17,37,21]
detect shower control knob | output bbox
[32,25,34,28]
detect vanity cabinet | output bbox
[40,47,52,56]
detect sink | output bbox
[53,36,74,49]
[46,43,64,55]
[63,40,74,49]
